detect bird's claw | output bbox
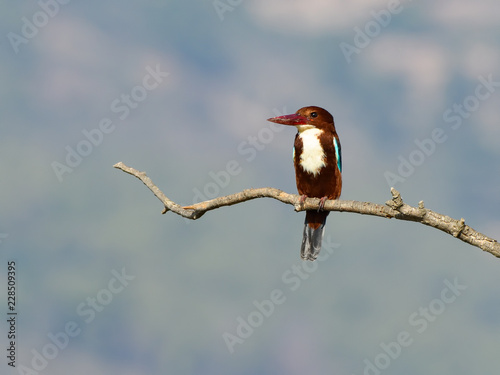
[318,196,328,212]
[298,195,309,207]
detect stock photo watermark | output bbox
[51,64,169,182]
[16,268,135,375]
[222,237,340,354]
[213,0,243,21]
[190,107,288,208]
[340,0,413,64]
[6,260,17,368]
[384,74,500,187]
[353,278,467,375]
[7,0,72,54]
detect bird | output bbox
[267,106,342,261]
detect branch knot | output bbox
[386,187,404,210]
[453,218,466,238]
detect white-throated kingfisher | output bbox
[267,106,342,261]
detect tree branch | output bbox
[114,162,500,258]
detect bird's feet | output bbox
[299,195,329,211]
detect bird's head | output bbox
[267,106,335,133]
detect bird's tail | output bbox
[301,211,329,261]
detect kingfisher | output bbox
[267,106,342,261]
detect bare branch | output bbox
[114,162,500,258]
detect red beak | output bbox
[267,113,308,125]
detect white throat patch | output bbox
[297,127,325,176]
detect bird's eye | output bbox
[310,112,318,118]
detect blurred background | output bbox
[1,1,500,374]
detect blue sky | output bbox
[1,1,500,374]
